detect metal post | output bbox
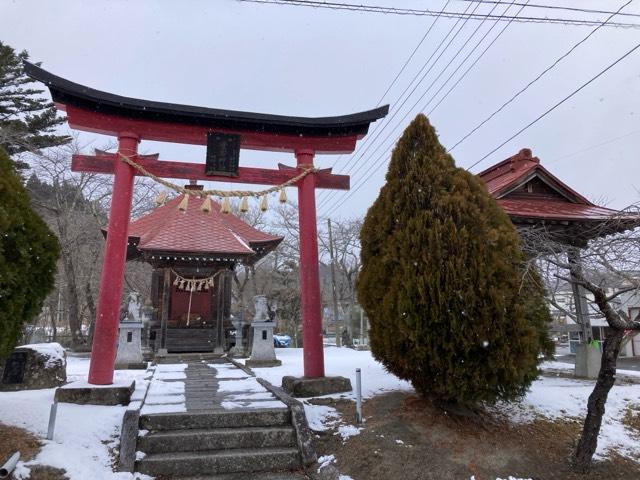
[296,149,325,378]
[355,368,362,424]
[47,402,58,440]
[568,248,593,343]
[88,133,139,384]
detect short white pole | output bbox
[355,368,362,424]
[47,402,58,441]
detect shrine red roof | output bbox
[110,194,282,260]
[478,148,620,221]
[477,148,640,243]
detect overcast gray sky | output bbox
[3,0,640,220]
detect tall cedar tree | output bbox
[0,148,59,359]
[0,41,70,168]
[357,115,552,406]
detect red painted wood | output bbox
[88,134,139,385]
[296,149,325,378]
[72,154,350,190]
[64,106,360,154]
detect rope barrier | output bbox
[118,152,317,199]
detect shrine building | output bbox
[111,185,283,354]
[479,148,640,353]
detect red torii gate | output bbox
[25,62,388,385]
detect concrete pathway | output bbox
[141,359,286,415]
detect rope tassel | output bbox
[279,188,287,203]
[178,194,189,211]
[260,195,268,212]
[155,191,168,206]
[240,196,249,213]
[201,195,212,213]
[221,197,231,214]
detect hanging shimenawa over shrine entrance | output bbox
[24,62,388,386]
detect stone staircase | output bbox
[136,408,304,479]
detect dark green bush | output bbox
[0,148,59,358]
[357,114,551,406]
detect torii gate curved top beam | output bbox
[24,62,388,154]
[25,61,388,385]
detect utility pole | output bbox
[360,305,364,347]
[327,219,342,347]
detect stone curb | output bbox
[256,377,317,468]
[226,357,317,466]
[118,364,155,472]
[226,357,256,377]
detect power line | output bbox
[317,0,480,204]
[467,41,640,171]
[454,0,640,20]
[319,1,519,213]
[448,0,634,152]
[425,1,528,116]
[237,0,640,29]
[546,129,640,166]
[374,0,453,107]
[319,1,634,216]
[326,0,452,171]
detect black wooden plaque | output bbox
[205,133,241,177]
[1,351,28,384]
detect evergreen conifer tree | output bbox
[0,41,70,168]
[357,114,552,406]
[0,148,59,359]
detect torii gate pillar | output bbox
[296,149,325,378]
[88,133,139,385]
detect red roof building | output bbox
[113,185,283,354]
[121,188,282,263]
[478,148,639,245]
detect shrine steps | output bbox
[137,426,297,452]
[136,409,303,478]
[175,473,307,480]
[139,409,291,430]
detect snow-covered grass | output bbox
[249,347,412,400]
[250,348,640,463]
[0,355,149,479]
[247,347,412,442]
[497,374,640,460]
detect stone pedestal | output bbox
[115,322,144,368]
[575,342,601,379]
[246,321,281,367]
[55,380,135,405]
[115,291,145,368]
[282,375,352,397]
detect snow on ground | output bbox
[141,364,186,415]
[249,348,640,463]
[249,347,412,400]
[247,347,410,435]
[217,377,269,393]
[208,363,249,379]
[496,374,640,460]
[541,359,640,377]
[20,343,66,368]
[0,354,150,479]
